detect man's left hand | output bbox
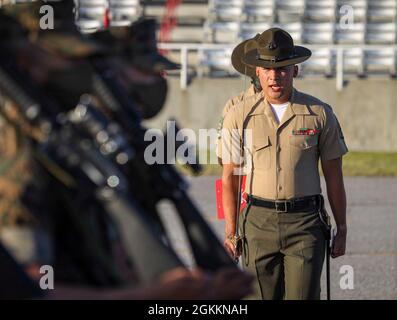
[331,227,347,258]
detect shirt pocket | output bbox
[253,135,271,170]
[289,135,319,169]
[289,135,318,150]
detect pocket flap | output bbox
[289,135,318,149]
[254,135,271,151]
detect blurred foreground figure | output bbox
[0,240,252,300]
[0,1,253,299]
[115,18,180,120]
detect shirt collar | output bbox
[290,89,312,115]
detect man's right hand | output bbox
[224,236,242,259]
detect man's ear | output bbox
[256,66,260,77]
[293,65,299,77]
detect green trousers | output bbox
[240,204,326,300]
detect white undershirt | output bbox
[269,102,289,123]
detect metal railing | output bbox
[157,43,397,90]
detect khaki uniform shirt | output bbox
[216,84,256,158]
[221,88,348,200]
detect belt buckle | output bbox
[275,201,288,213]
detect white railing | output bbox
[157,43,397,90]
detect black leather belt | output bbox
[247,195,320,213]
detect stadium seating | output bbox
[367,0,397,21]
[75,0,107,33]
[244,0,276,22]
[274,22,303,43]
[304,0,337,22]
[304,23,335,44]
[364,48,396,74]
[277,0,305,23]
[239,22,271,40]
[199,48,235,76]
[209,0,244,22]
[343,48,365,75]
[300,48,335,76]
[109,0,141,27]
[335,22,366,44]
[366,23,397,44]
[141,0,397,78]
[204,21,240,43]
[75,0,141,32]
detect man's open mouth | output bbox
[270,85,282,91]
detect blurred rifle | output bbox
[0,53,185,286]
[0,49,235,291]
[90,56,235,271]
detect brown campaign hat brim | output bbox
[231,39,256,77]
[242,45,311,68]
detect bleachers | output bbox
[367,0,397,22]
[143,0,209,43]
[343,48,365,74]
[303,22,335,44]
[109,0,141,27]
[304,0,337,22]
[239,21,271,39]
[335,22,366,44]
[75,0,141,33]
[300,48,335,76]
[141,1,397,44]
[365,48,396,74]
[200,0,397,48]
[277,0,305,23]
[366,23,397,44]
[243,0,276,22]
[203,21,240,43]
[141,0,397,78]
[200,48,236,76]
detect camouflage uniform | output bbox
[0,2,105,271]
[0,93,53,267]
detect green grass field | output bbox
[341,152,397,176]
[178,152,397,177]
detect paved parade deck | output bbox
[159,176,397,300]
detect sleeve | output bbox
[216,98,237,158]
[318,106,348,161]
[219,106,243,165]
